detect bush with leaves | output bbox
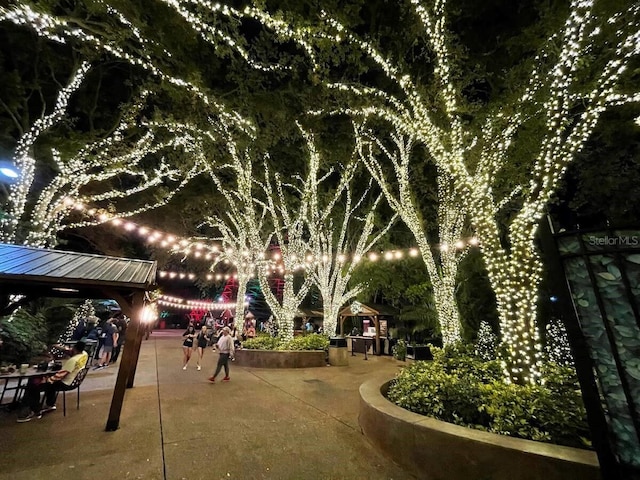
[241,333,329,351]
[392,339,407,360]
[279,334,329,351]
[386,344,591,449]
[0,309,49,365]
[241,334,280,350]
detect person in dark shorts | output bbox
[182,325,196,370]
[195,325,210,371]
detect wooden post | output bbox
[374,315,381,355]
[105,290,144,431]
[126,306,146,389]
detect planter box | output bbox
[358,378,600,480]
[234,349,325,368]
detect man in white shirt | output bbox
[208,327,234,383]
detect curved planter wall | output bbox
[359,379,600,480]
[234,349,325,368]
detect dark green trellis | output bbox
[542,219,640,480]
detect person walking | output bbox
[182,325,196,370]
[110,317,127,364]
[195,325,210,371]
[208,326,234,383]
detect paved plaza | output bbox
[0,331,416,480]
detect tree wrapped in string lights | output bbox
[544,317,574,368]
[0,2,257,247]
[300,124,397,337]
[8,87,221,247]
[238,0,640,383]
[474,320,498,362]
[59,300,95,344]
[0,62,91,244]
[199,134,271,328]
[354,122,471,345]
[252,158,315,342]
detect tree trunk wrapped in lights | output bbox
[299,125,397,337]
[201,179,264,323]
[201,134,272,329]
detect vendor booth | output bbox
[339,302,396,356]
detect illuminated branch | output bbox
[0,3,255,135]
[0,62,91,243]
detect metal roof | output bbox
[0,243,156,297]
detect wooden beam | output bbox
[104,290,144,431]
[126,308,146,389]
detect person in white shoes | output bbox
[18,341,88,422]
[182,325,196,369]
[195,325,210,371]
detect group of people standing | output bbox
[181,324,211,371]
[181,323,235,383]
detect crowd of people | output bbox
[180,314,263,383]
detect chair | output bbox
[61,366,89,416]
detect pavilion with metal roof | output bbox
[0,242,157,431]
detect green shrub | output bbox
[279,334,329,351]
[242,334,280,350]
[0,309,49,364]
[241,333,329,351]
[392,339,407,360]
[387,344,591,449]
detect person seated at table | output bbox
[17,341,89,423]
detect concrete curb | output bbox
[358,378,600,480]
[234,349,326,368]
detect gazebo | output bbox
[0,243,157,431]
[339,303,384,355]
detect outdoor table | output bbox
[0,367,56,406]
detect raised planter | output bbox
[234,349,326,368]
[359,378,600,480]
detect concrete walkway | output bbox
[0,331,416,480]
